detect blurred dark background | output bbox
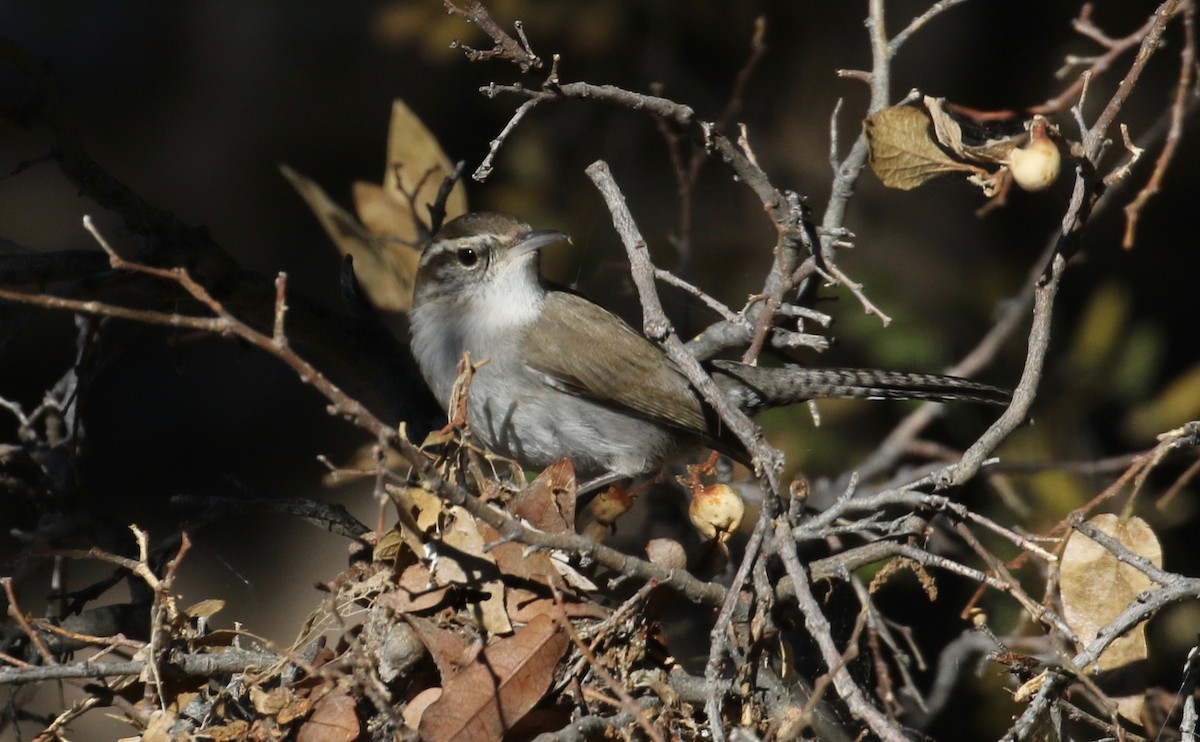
[2,1,1198,739]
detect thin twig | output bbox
[473,97,539,181]
[774,522,910,742]
[584,160,784,492]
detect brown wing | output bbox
[520,291,709,435]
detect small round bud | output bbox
[645,538,687,569]
[788,477,810,506]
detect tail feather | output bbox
[710,360,1011,413]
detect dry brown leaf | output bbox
[478,580,514,636]
[867,98,1063,196]
[284,100,467,313]
[251,686,294,716]
[248,685,312,726]
[347,99,467,311]
[388,484,447,534]
[403,613,481,679]
[375,562,452,613]
[277,695,315,726]
[924,96,1018,164]
[418,613,569,742]
[505,587,550,623]
[1060,513,1163,722]
[402,687,444,732]
[184,599,225,620]
[379,484,445,561]
[372,525,407,563]
[505,589,608,623]
[477,520,562,587]
[353,181,419,239]
[509,459,577,534]
[138,710,175,742]
[865,105,973,190]
[190,629,245,649]
[436,506,491,583]
[281,164,417,308]
[296,690,360,742]
[202,720,250,742]
[370,99,468,232]
[436,507,513,635]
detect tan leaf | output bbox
[479,580,514,636]
[277,695,315,726]
[372,525,407,563]
[924,96,1018,164]
[190,629,244,648]
[1060,513,1163,722]
[346,99,468,311]
[402,687,444,731]
[418,614,569,742]
[250,685,294,715]
[353,181,422,242]
[373,99,467,231]
[137,710,175,742]
[505,589,608,623]
[281,164,417,311]
[435,505,494,584]
[202,720,250,742]
[403,613,481,679]
[184,599,225,620]
[374,562,452,612]
[296,690,360,742]
[387,484,448,533]
[282,100,467,313]
[476,521,562,588]
[509,459,577,534]
[381,484,444,560]
[434,507,513,635]
[865,105,973,190]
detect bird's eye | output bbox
[456,247,479,267]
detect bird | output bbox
[408,211,1009,481]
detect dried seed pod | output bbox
[688,483,745,541]
[588,484,635,526]
[1007,119,1061,192]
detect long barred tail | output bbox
[711,360,1011,413]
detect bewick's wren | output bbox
[409,212,1008,480]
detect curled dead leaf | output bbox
[865,105,974,190]
[867,97,1065,197]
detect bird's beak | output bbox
[509,229,571,261]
